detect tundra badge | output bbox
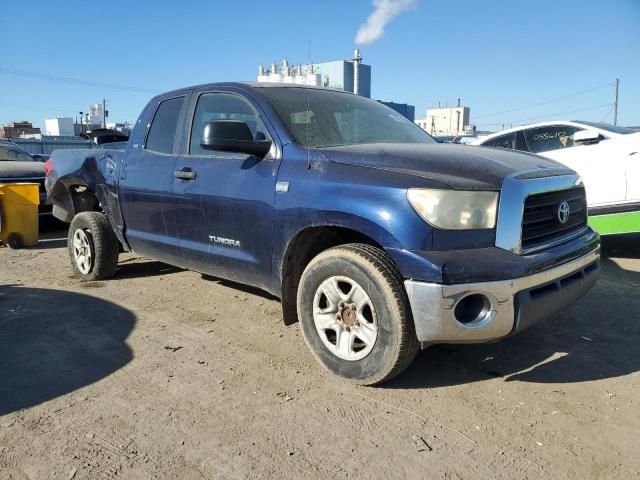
[209,236,241,248]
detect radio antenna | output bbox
[306,39,311,170]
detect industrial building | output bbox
[257,50,416,120]
[44,102,114,137]
[379,101,415,122]
[45,117,75,137]
[415,101,471,136]
[258,50,371,97]
[83,103,106,127]
[0,121,41,139]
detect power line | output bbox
[599,103,615,123]
[0,68,159,94]
[474,82,615,119]
[476,103,613,127]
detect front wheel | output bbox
[297,244,419,385]
[68,211,119,280]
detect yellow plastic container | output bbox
[0,183,40,248]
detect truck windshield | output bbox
[260,87,436,148]
[0,145,35,162]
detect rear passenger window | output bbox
[145,96,184,154]
[523,125,583,153]
[482,132,517,150]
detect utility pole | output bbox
[613,78,619,126]
[102,98,107,129]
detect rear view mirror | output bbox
[200,120,271,157]
[574,129,601,145]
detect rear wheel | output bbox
[297,244,419,385]
[68,212,119,280]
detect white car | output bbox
[475,120,640,235]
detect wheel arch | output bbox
[279,224,397,326]
[50,180,99,223]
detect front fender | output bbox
[272,151,441,292]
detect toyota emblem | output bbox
[557,201,571,224]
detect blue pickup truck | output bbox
[45,83,600,384]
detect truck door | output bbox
[119,95,186,264]
[170,91,280,291]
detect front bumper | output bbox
[405,248,600,345]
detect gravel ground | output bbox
[0,227,638,479]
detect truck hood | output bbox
[320,143,568,190]
[0,161,45,179]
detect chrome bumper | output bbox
[404,248,600,346]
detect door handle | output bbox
[174,168,196,180]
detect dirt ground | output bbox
[1,227,639,480]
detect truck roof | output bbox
[152,82,353,101]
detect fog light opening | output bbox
[454,294,492,325]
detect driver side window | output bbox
[523,125,583,154]
[189,93,270,156]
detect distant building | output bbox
[73,102,107,133]
[45,117,75,136]
[106,122,132,135]
[0,121,41,139]
[379,101,415,122]
[257,49,371,97]
[415,102,471,136]
[85,103,105,127]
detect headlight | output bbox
[407,189,498,230]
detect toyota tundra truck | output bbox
[45,83,600,385]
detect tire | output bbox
[297,243,420,385]
[7,233,24,249]
[68,211,119,280]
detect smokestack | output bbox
[352,48,362,95]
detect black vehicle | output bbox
[0,140,50,217]
[81,129,129,146]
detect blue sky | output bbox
[1,0,639,131]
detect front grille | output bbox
[521,187,587,250]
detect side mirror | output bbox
[200,120,271,157]
[574,129,601,145]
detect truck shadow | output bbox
[0,285,135,415]
[600,233,640,259]
[115,259,184,279]
[388,239,640,389]
[201,274,280,301]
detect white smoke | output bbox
[355,0,416,45]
